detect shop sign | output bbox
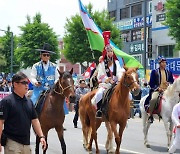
[114,19,133,30]
[156,13,166,22]
[154,1,165,12]
[133,15,152,28]
[150,58,180,75]
[129,43,144,54]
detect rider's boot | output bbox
[148,115,154,123]
[95,100,102,118]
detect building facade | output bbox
[107,0,179,69]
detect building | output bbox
[152,0,179,58]
[107,0,179,70]
[58,38,81,74]
[108,0,152,69]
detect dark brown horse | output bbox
[35,69,76,154]
[79,67,140,154]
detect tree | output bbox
[15,13,59,69]
[165,0,180,49]
[0,26,19,73]
[63,3,122,70]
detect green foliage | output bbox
[165,0,180,49]
[0,26,19,73]
[15,13,59,69]
[63,3,122,69]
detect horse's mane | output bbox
[164,77,179,98]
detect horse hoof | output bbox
[146,144,150,148]
[107,150,114,154]
[88,151,93,154]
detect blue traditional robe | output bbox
[31,61,56,105]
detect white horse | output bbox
[140,76,180,149]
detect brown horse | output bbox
[35,68,76,154]
[79,67,140,154]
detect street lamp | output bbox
[0,29,13,76]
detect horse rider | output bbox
[148,56,174,123]
[169,101,180,153]
[91,31,125,118]
[30,43,59,106]
[73,79,89,128]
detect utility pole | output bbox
[0,29,13,76]
[143,0,147,76]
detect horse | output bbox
[79,89,114,154]
[79,67,140,154]
[35,68,76,154]
[139,76,180,149]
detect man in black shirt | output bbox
[0,72,46,154]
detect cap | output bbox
[157,56,166,63]
[36,43,55,54]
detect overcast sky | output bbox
[0,0,107,37]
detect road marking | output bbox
[98,143,145,154]
[80,140,144,154]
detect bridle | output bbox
[54,79,72,97]
[123,74,138,89]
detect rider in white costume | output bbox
[169,102,180,153]
[91,31,125,118]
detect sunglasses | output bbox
[16,81,29,85]
[42,54,50,57]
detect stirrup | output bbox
[96,110,102,118]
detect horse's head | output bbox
[55,68,76,103]
[123,66,140,96]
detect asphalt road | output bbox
[27,111,180,154]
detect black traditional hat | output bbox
[36,43,55,54]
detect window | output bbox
[109,10,116,20]
[120,7,130,20]
[121,31,131,42]
[131,3,142,17]
[132,29,142,41]
[158,45,175,57]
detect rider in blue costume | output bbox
[30,43,59,105]
[147,56,174,123]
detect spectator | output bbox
[141,82,150,97]
[73,79,89,128]
[0,72,46,154]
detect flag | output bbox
[82,62,96,79]
[78,0,143,68]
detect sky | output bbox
[0,0,107,37]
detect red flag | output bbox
[82,62,96,79]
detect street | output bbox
[29,111,180,154]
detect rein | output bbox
[123,75,138,89]
[53,80,72,97]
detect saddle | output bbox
[35,89,49,116]
[146,93,164,117]
[100,82,116,119]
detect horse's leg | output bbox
[142,111,151,148]
[35,135,40,154]
[162,117,173,149]
[105,122,114,153]
[88,119,99,154]
[55,126,66,154]
[110,121,120,154]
